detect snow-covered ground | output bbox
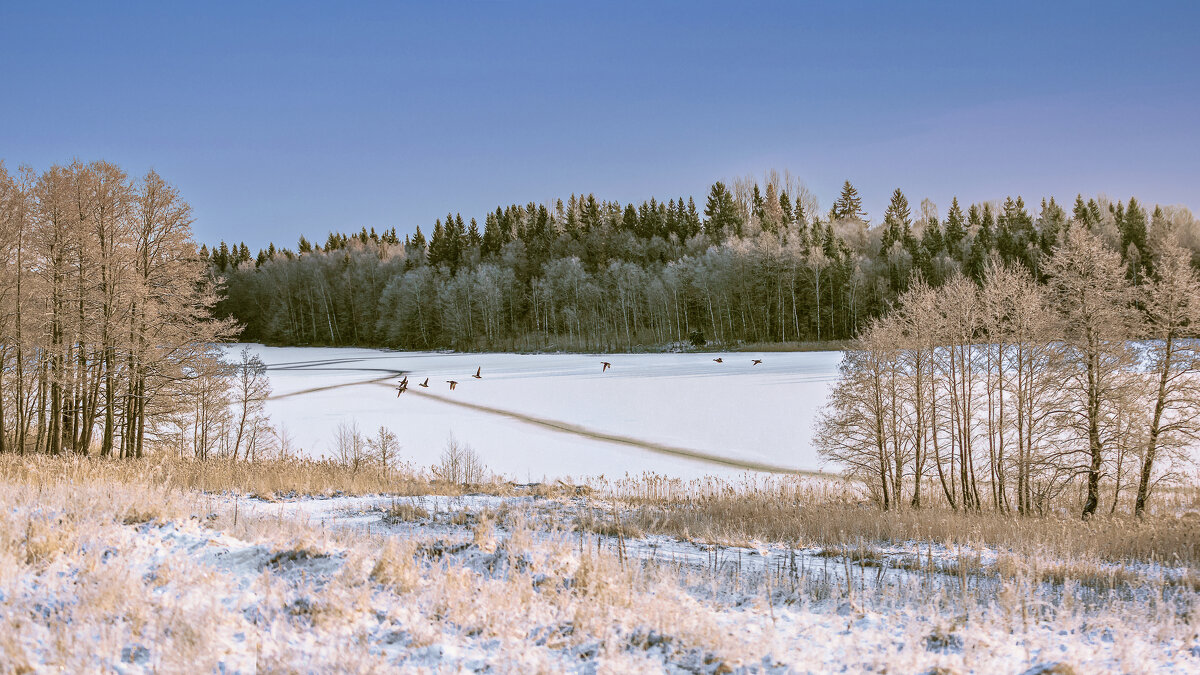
[237,344,840,481]
[220,492,1199,673]
[6,471,1197,673]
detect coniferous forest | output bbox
[208,173,1200,351]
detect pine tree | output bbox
[582,194,601,233]
[966,204,993,280]
[944,197,966,255]
[685,196,701,238]
[881,188,911,255]
[703,181,741,241]
[1072,195,1090,225]
[1038,197,1066,259]
[673,197,688,239]
[621,203,638,237]
[427,219,446,267]
[467,218,482,247]
[1121,197,1148,281]
[565,196,581,237]
[408,226,427,266]
[830,180,866,221]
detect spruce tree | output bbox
[703,181,741,242]
[881,188,911,255]
[830,180,866,221]
[685,196,701,238]
[427,219,446,267]
[1073,195,1090,225]
[943,197,966,254]
[621,203,639,236]
[751,184,765,225]
[467,218,482,247]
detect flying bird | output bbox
[473,367,482,379]
[601,361,611,372]
[713,358,723,363]
[446,380,458,390]
[396,376,409,396]
[419,378,429,388]
[752,359,762,366]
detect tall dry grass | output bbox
[603,473,1200,568]
[3,454,1197,569]
[0,453,584,500]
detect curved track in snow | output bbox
[372,382,813,475]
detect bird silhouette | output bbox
[473,367,482,379]
[395,376,409,396]
[752,359,762,365]
[713,358,723,363]
[601,361,611,372]
[446,380,458,390]
[419,377,429,388]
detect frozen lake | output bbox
[236,344,841,481]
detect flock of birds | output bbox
[395,358,764,396]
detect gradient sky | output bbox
[2,1,1198,248]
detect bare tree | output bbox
[1135,237,1200,516]
[333,420,368,473]
[815,319,898,508]
[434,435,488,486]
[230,346,271,462]
[369,425,401,478]
[1047,225,1137,519]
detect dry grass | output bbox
[0,453,1193,672]
[601,473,1200,568]
[0,453,587,501]
[381,500,431,523]
[3,453,1197,570]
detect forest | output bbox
[208,172,1200,352]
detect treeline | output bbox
[209,174,1200,351]
[0,161,237,458]
[816,225,1200,518]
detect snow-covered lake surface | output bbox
[235,344,840,481]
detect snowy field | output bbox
[236,344,840,480]
[5,457,1197,672]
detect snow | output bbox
[8,482,1195,672]
[218,492,1199,673]
[236,344,840,480]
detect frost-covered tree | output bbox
[1047,224,1137,519]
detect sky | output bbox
[2,1,1198,249]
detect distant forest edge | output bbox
[206,173,1200,351]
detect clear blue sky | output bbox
[2,1,1198,248]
